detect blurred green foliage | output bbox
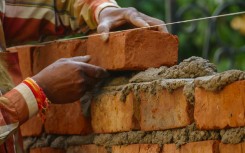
[117,0,245,71]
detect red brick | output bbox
[195,80,245,130]
[87,29,178,70]
[91,92,139,133]
[219,142,245,153]
[44,101,92,135]
[163,141,219,153]
[30,148,65,153]
[112,144,160,153]
[20,116,43,137]
[0,51,23,85]
[66,144,107,153]
[8,45,36,79]
[162,144,180,153]
[32,39,87,74]
[140,87,193,131]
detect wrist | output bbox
[95,4,120,24]
[22,77,50,121]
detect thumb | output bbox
[97,21,112,42]
[70,55,91,63]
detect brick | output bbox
[30,148,65,153]
[140,87,193,131]
[195,80,245,130]
[112,144,160,153]
[91,92,139,133]
[20,116,43,137]
[163,141,219,153]
[162,144,180,153]
[87,29,178,70]
[66,144,107,153]
[8,45,36,79]
[0,51,23,85]
[219,142,245,153]
[44,101,92,134]
[32,39,87,74]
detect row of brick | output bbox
[92,79,245,133]
[30,141,245,153]
[20,78,245,136]
[8,29,178,81]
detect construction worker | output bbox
[0,0,168,152]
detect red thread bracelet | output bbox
[22,77,50,121]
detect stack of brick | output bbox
[7,29,245,153]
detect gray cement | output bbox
[24,126,245,151]
[130,56,217,83]
[195,70,245,91]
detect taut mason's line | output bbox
[41,11,245,44]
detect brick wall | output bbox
[8,29,245,153]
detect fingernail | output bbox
[101,33,109,42]
[83,55,91,59]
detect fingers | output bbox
[124,8,150,28]
[79,62,109,79]
[97,21,112,41]
[140,13,168,33]
[70,55,91,63]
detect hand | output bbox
[97,7,168,41]
[32,56,108,104]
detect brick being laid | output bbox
[194,70,245,130]
[87,29,178,70]
[32,40,87,75]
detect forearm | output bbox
[0,83,38,144]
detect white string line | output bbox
[41,11,245,44]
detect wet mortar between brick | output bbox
[23,57,245,152]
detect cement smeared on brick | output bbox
[130,56,217,83]
[95,79,195,105]
[195,70,245,91]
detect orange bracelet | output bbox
[22,77,50,121]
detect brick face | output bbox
[44,101,92,135]
[91,92,139,133]
[30,148,65,153]
[140,87,193,131]
[87,29,178,70]
[112,144,160,153]
[66,144,107,153]
[219,142,245,153]
[162,144,180,153]
[20,116,43,137]
[8,45,36,79]
[163,141,220,153]
[195,80,245,130]
[32,40,87,74]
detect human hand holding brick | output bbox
[32,55,108,103]
[97,7,168,41]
